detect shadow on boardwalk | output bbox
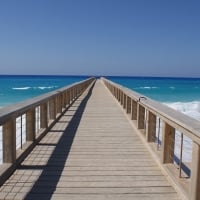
[23,83,95,199]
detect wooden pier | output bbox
[0,77,200,199]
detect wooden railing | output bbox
[103,77,200,200]
[0,77,95,185]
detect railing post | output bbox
[73,87,75,99]
[131,100,137,120]
[161,122,175,163]
[26,109,36,142]
[126,97,131,114]
[146,111,156,142]
[117,89,120,101]
[190,142,200,200]
[137,104,145,129]
[123,94,127,109]
[40,103,48,129]
[62,92,66,109]
[119,90,121,103]
[121,91,123,105]
[49,98,56,120]
[56,94,62,114]
[70,89,73,102]
[3,118,16,163]
[67,91,70,105]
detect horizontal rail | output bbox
[102,77,200,200]
[0,77,96,185]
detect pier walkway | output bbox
[0,80,180,199]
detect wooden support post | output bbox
[69,89,71,103]
[74,87,76,98]
[117,89,120,101]
[26,109,36,142]
[49,98,56,120]
[190,142,200,200]
[67,91,70,105]
[62,92,66,108]
[162,122,175,163]
[77,85,80,96]
[146,111,156,142]
[126,97,131,114]
[70,89,73,102]
[40,103,48,129]
[137,104,145,129]
[123,94,127,109]
[56,94,62,114]
[73,87,75,99]
[120,91,123,105]
[3,119,16,163]
[119,90,121,103]
[131,100,137,120]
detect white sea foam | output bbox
[136,86,158,89]
[12,87,31,90]
[165,101,200,121]
[164,101,200,163]
[34,86,58,90]
[37,86,56,90]
[12,86,58,91]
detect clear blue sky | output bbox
[0,0,200,77]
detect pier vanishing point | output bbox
[0,77,200,200]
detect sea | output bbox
[1,75,200,166]
[0,75,90,107]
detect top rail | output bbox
[102,77,200,200]
[0,77,95,185]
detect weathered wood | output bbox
[120,91,123,105]
[146,111,156,142]
[40,103,48,128]
[66,91,70,105]
[56,94,62,114]
[190,142,200,200]
[117,88,120,101]
[131,100,137,120]
[126,96,131,114]
[123,94,127,109]
[26,108,36,141]
[49,98,56,120]
[137,104,145,129]
[161,122,175,163]
[3,119,16,163]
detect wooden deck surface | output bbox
[0,80,180,199]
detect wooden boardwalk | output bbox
[0,80,180,199]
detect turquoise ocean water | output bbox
[1,75,200,120]
[0,75,200,164]
[107,76,200,102]
[0,75,89,107]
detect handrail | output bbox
[102,77,200,200]
[0,77,96,185]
